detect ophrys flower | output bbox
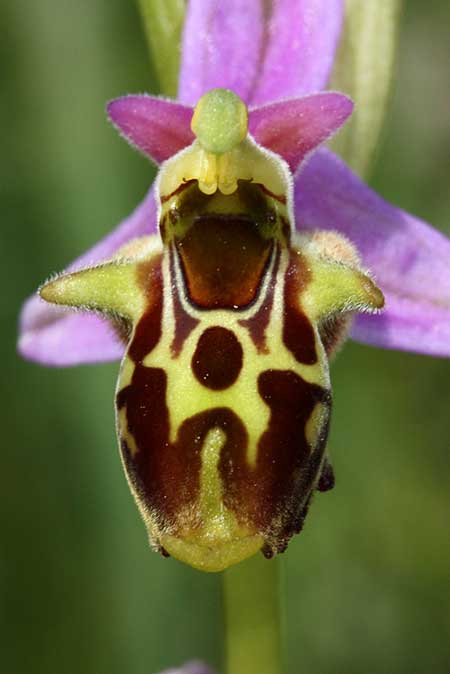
[18,0,450,573]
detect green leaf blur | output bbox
[330,0,404,177]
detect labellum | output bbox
[40,89,383,572]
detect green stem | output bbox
[223,555,284,674]
[136,0,185,97]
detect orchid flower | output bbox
[17,1,450,673]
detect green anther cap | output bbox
[191,88,248,154]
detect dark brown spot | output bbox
[192,327,243,390]
[169,247,199,357]
[261,544,275,559]
[219,369,331,551]
[128,255,164,364]
[239,247,280,353]
[283,250,317,365]
[317,458,335,492]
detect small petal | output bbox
[178,0,264,105]
[251,0,344,104]
[19,188,157,366]
[108,96,194,164]
[295,150,450,356]
[249,93,353,172]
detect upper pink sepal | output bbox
[178,0,264,106]
[250,0,344,104]
[107,96,194,164]
[249,93,353,172]
[178,0,344,106]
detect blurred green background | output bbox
[1,1,449,673]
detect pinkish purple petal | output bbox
[251,0,344,105]
[249,93,353,172]
[108,96,194,164]
[18,310,125,366]
[295,149,450,357]
[178,0,264,105]
[19,187,157,366]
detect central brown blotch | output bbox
[176,214,272,308]
[192,326,243,389]
[167,181,279,309]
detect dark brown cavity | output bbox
[164,181,283,309]
[192,326,243,390]
[283,250,318,365]
[176,215,273,308]
[127,255,164,364]
[219,369,331,551]
[238,247,280,353]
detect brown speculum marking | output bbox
[192,326,243,390]
[219,369,331,552]
[118,363,248,532]
[117,366,201,525]
[283,250,318,365]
